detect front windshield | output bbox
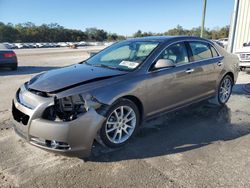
[85,41,159,71]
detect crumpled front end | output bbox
[12,83,106,158]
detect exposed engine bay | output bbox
[43,95,87,122]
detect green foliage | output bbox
[85,28,107,41]
[0,22,19,42]
[0,22,230,43]
[133,30,154,38]
[107,33,125,41]
[133,25,230,39]
[0,22,123,42]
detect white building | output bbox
[228,0,250,53]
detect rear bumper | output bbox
[0,62,17,68]
[12,85,106,158]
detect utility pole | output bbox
[200,0,207,38]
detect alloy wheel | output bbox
[219,77,232,103]
[105,105,136,144]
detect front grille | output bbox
[12,102,30,125]
[24,82,50,98]
[240,53,250,60]
[247,54,250,60]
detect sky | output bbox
[0,0,234,36]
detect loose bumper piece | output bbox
[12,84,106,158]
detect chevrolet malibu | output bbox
[12,36,239,158]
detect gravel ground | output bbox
[0,47,250,188]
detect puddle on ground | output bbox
[91,99,250,162]
[143,102,231,130]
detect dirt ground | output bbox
[0,47,250,188]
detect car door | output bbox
[145,42,204,117]
[188,41,223,96]
[209,44,224,89]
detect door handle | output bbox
[185,68,194,74]
[217,62,223,66]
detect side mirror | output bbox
[243,43,247,47]
[154,59,175,69]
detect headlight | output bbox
[42,93,102,122]
[28,73,44,85]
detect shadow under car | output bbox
[90,102,250,162]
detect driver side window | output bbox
[158,42,189,65]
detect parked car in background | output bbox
[26,43,36,48]
[212,40,224,48]
[1,41,107,49]
[104,42,115,46]
[235,41,250,70]
[217,38,228,48]
[15,43,25,49]
[3,42,17,49]
[12,36,239,158]
[57,42,68,47]
[35,43,44,48]
[0,43,18,70]
[77,41,87,47]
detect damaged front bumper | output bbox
[12,84,106,158]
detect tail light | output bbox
[3,52,16,58]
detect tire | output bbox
[99,99,140,148]
[209,75,233,106]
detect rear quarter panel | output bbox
[214,44,239,85]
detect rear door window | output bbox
[210,45,219,57]
[189,42,213,61]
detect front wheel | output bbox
[210,75,233,105]
[99,99,140,148]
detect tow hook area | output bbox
[30,137,71,150]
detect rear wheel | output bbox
[209,75,233,105]
[99,99,139,148]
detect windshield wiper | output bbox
[92,64,127,72]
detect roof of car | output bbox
[127,36,209,43]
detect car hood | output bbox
[27,64,126,93]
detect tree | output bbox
[218,25,230,38]
[133,30,142,38]
[85,28,108,41]
[165,25,188,36]
[0,22,230,43]
[0,22,18,42]
[107,33,118,41]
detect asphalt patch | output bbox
[243,83,250,94]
